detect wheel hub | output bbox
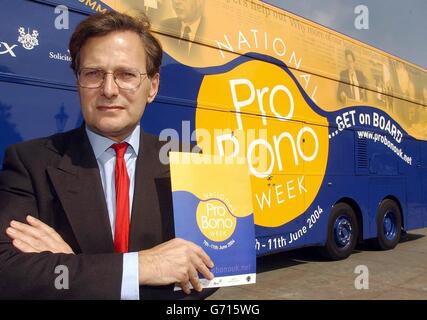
[334,216,352,247]
[383,211,397,241]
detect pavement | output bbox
[207,228,427,300]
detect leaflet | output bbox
[169,152,256,289]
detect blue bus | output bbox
[1,0,426,261]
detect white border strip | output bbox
[174,273,256,291]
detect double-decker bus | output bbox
[0,0,426,260]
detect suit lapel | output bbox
[47,126,114,253]
[128,130,173,251]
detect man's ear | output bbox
[147,73,160,103]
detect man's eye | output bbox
[84,70,102,78]
[118,71,137,79]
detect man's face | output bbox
[172,0,203,23]
[77,31,159,141]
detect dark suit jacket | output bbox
[0,125,215,299]
[337,69,368,102]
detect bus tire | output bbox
[373,199,401,250]
[321,203,358,260]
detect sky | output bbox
[263,0,427,69]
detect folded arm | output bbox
[0,145,123,299]
[6,215,215,295]
[1,145,214,299]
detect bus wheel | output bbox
[321,203,358,260]
[373,199,402,250]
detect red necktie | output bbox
[111,143,130,253]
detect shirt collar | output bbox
[85,124,140,160]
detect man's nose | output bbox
[102,73,119,98]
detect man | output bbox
[0,11,215,300]
[161,0,205,57]
[337,49,368,104]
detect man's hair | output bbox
[69,11,162,78]
[344,49,356,62]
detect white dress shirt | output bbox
[86,124,140,300]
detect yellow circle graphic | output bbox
[196,199,237,242]
[196,60,329,227]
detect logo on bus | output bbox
[0,27,39,58]
[18,27,39,50]
[0,41,17,57]
[196,60,329,227]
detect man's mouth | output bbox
[96,105,124,111]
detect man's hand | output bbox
[6,215,74,254]
[138,238,214,294]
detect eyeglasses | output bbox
[77,68,148,90]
